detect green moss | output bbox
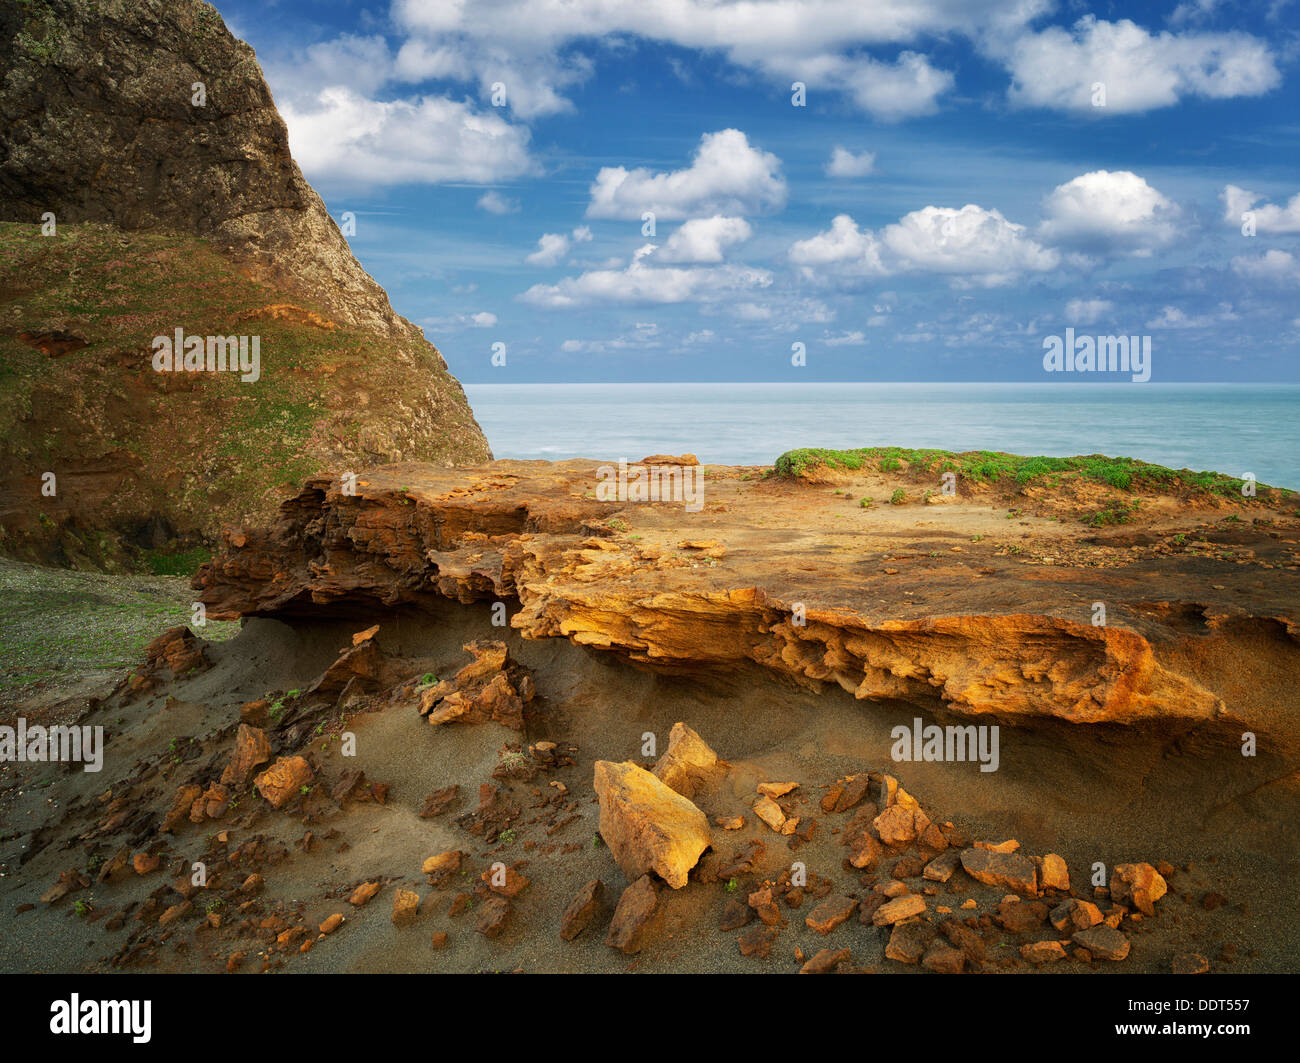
[772,446,1291,497]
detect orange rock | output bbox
[593,760,711,889]
[133,851,161,875]
[349,881,382,907]
[651,721,721,798]
[222,725,271,788]
[391,889,421,927]
[319,913,344,934]
[254,756,314,808]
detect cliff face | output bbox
[0,0,491,567]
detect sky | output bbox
[214,0,1300,383]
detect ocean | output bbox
[464,382,1300,491]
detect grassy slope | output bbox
[0,222,481,568]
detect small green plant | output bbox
[606,517,628,532]
[1173,532,1186,545]
[971,534,983,542]
[592,833,604,848]
[299,784,311,795]
[1006,508,1022,519]
[74,899,91,918]
[1008,543,1023,555]
[725,878,738,893]
[880,456,901,472]
[499,828,517,846]
[418,672,438,688]
[890,488,905,505]
[859,497,872,508]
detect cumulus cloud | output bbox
[520,244,772,307]
[825,146,877,178]
[1221,185,1300,234]
[1005,16,1280,114]
[525,226,596,266]
[790,205,1057,285]
[387,0,1000,119]
[587,130,786,221]
[657,216,754,263]
[477,191,520,214]
[882,205,1059,281]
[1039,170,1181,255]
[1231,249,1300,284]
[789,214,888,278]
[281,88,537,185]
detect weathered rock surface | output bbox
[190,460,1294,730]
[593,760,711,889]
[253,756,313,809]
[606,875,658,954]
[960,848,1038,895]
[652,722,722,798]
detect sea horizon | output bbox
[466,381,1300,491]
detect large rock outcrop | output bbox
[0,0,490,567]
[193,458,1300,732]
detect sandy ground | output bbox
[1,597,1292,974]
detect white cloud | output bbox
[1065,298,1114,325]
[657,216,753,263]
[1005,16,1280,114]
[1231,249,1300,283]
[477,191,520,214]
[823,330,867,346]
[882,204,1059,281]
[825,146,877,178]
[280,88,537,185]
[1039,170,1181,255]
[520,245,772,307]
[789,214,888,278]
[1221,185,1300,234]
[525,226,597,266]
[1147,303,1238,328]
[587,129,786,221]
[834,51,954,121]
[422,310,499,330]
[388,0,1006,119]
[790,204,1058,285]
[526,232,571,266]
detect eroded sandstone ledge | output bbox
[195,459,1300,728]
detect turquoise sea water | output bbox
[464,382,1300,491]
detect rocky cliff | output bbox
[0,0,491,567]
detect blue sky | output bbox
[215,0,1300,383]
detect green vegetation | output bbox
[890,488,906,505]
[772,446,1291,499]
[0,557,240,703]
[142,546,212,577]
